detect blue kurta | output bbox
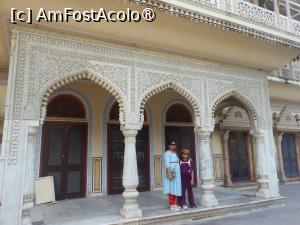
[163,150,182,196]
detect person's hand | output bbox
[167,171,173,181]
[191,179,194,186]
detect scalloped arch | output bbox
[39,69,127,123]
[138,81,201,126]
[211,90,258,126]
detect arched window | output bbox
[166,103,192,123]
[109,101,148,123]
[47,94,86,118]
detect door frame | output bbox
[40,121,88,199]
[281,133,299,178]
[228,131,251,182]
[107,123,150,194]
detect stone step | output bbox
[114,197,285,225]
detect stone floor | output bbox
[187,182,300,225]
[31,185,283,225]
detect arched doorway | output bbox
[164,103,197,185]
[228,131,251,181]
[281,133,299,177]
[107,102,150,194]
[213,98,256,186]
[40,94,87,200]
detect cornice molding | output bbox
[126,0,300,49]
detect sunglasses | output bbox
[170,143,176,146]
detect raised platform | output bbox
[31,186,285,225]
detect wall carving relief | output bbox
[4,27,271,165]
[272,105,300,131]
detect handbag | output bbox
[166,168,175,181]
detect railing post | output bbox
[286,0,292,18]
[273,0,281,28]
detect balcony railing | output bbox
[187,0,300,36]
[271,61,300,82]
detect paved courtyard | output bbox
[185,182,300,225]
[31,183,287,225]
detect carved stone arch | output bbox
[211,89,258,128]
[138,81,201,127]
[39,69,127,124]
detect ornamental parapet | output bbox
[127,0,300,48]
[270,60,300,84]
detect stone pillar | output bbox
[246,133,255,181]
[22,126,39,225]
[295,134,300,177]
[274,132,286,183]
[0,30,28,225]
[120,127,142,218]
[251,130,270,198]
[195,129,218,207]
[221,130,232,187]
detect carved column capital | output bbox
[250,129,264,142]
[195,129,211,140]
[121,128,138,138]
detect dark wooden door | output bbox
[165,126,197,185]
[41,122,87,200]
[107,124,150,194]
[228,132,250,181]
[282,134,299,177]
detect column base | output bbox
[120,189,142,219]
[223,177,233,187]
[22,195,34,225]
[279,177,287,184]
[120,205,142,219]
[256,177,270,198]
[200,182,218,207]
[200,193,219,207]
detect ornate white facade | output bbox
[0,26,282,224]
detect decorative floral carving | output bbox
[136,70,203,126]
[210,89,259,128]
[4,27,271,166]
[236,0,276,27]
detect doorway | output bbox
[40,94,87,200]
[282,133,299,177]
[228,132,250,181]
[107,102,150,194]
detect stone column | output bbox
[246,133,255,181]
[221,130,232,187]
[274,132,286,183]
[195,129,218,207]
[22,126,39,225]
[120,127,142,218]
[295,134,300,177]
[251,130,270,198]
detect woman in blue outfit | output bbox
[163,140,182,210]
